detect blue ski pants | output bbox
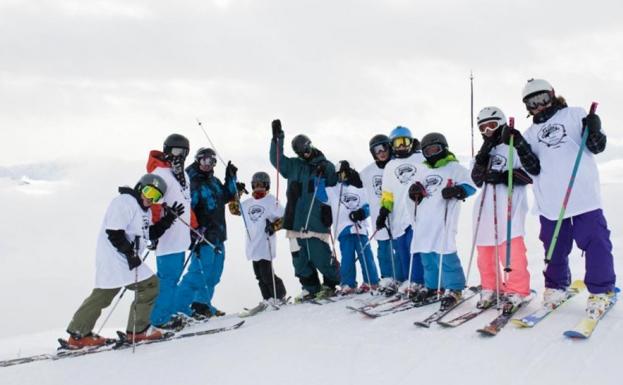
[420,251,466,291]
[338,233,380,287]
[377,239,402,280]
[392,226,423,284]
[150,251,185,326]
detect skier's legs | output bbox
[356,234,379,285]
[255,259,287,299]
[173,250,207,316]
[420,252,438,289]
[150,252,185,325]
[476,245,498,291]
[441,252,466,290]
[409,252,424,285]
[394,226,413,282]
[338,234,357,287]
[195,242,225,313]
[499,237,530,296]
[252,260,272,300]
[307,237,340,288]
[376,239,394,278]
[571,209,616,294]
[126,275,159,332]
[67,287,120,336]
[292,238,322,294]
[539,216,573,290]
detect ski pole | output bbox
[470,71,475,159]
[96,246,151,336]
[169,209,220,252]
[492,178,501,310]
[544,102,598,266]
[275,136,281,204]
[437,179,454,300]
[385,217,399,288]
[265,225,279,309]
[465,183,488,286]
[303,177,319,232]
[360,228,379,252]
[406,199,420,295]
[353,221,374,295]
[132,236,139,354]
[504,117,516,280]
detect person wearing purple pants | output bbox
[519,78,615,320]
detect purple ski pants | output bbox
[539,209,615,294]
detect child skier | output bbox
[519,78,616,318]
[360,134,403,292]
[471,107,538,313]
[65,174,182,348]
[230,171,287,310]
[408,133,476,310]
[327,161,380,295]
[378,126,424,295]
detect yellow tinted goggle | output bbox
[392,137,412,148]
[141,185,163,203]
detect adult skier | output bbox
[174,147,238,318]
[270,119,340,301]
[65,174,182,347]
[360,134,403,292]
[520,78,615,318]
[377,126,424,295]
[327,161,380,294]
[471,107,537,313]
[230,171,287,306]
[408,133,475,309]
[147,133,194,330]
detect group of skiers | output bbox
[65,78,616,348]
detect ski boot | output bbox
[155,314,186,332]
[294,289,315,304]
[126,326,165,343]
[440,290,462,311]
[65,332,113,349]
[315,285,336,300]
[542,288,567,309]
[356,283,378,294]
[501,293,525,315]
[476,289,496,309]
[336,285,355,296]
[378,278,399,296]
[586,292,614,320]
[190,302,212,321]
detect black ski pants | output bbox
[252,259,287,300]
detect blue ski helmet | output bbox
[389,126,414,158]
[389,126,412,141]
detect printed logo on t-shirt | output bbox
[341,193,361,210]
[141,213,150,245]
[248,205,265,222]
[490,154,507,172]
[372,175,383,197]
[394,164,417,185]
[537,123,567,148]
[424,174,443,196]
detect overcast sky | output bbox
[2,0,622,169]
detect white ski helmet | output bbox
[521,78,554,101]
[476,106,507,127]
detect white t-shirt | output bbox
[410,161,475,254]
[152,167,192,256]
[471,144,529,246]
[523,107,602,220]
[327,183,372,238]
[360,162,389,241]
[381,152,425,238]
[240,194,285,261]
[95,193,154,289]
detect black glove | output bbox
[349,208,366,222]
[484,170,508,185]
[320,204,333,227]
[441,185,467,200]
[126,252,142,270]
[501,127,526,147]
[408,182,427,204]
[376,207,390,230]
[225,161,238,179]
[236,182,248,195]
[474,139,495,166]
[272,119,284,139]
[315,161,328,177]
[265,218,276,236]
[164,201,185,219]
[582,113,601,134]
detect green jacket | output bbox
[270,135,337,233]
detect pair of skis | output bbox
[0,321,245,368]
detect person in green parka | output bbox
[270,119,340,301]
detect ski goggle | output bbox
[423,144,444,158]
[523,91,553,110]
[478,120,500,135]
[199,156,217,167]
[392,137,412,148]
[169,147,188,157]
[141,185,164,203]
[252,181,268,189]
[372,143,389,155]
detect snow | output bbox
[0,157,621,385]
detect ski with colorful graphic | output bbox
[563,288,619,339]
[512,280,585,328]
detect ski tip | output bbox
[563,330,589,339]
[510,319,531,328]
[476,328,497,337]
[414,322,431,328]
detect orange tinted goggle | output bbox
[392,137,412,148]
[478,120,499,134]
[141,185,163,203]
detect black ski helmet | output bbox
[195,147,217,163]
[420,132,449,165]
[292,134,313,157]
[251,171,271,190]
[136,173,167,196]
[163,133,190,156]
[368,134,391,157]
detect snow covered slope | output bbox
[0,157,621,385]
